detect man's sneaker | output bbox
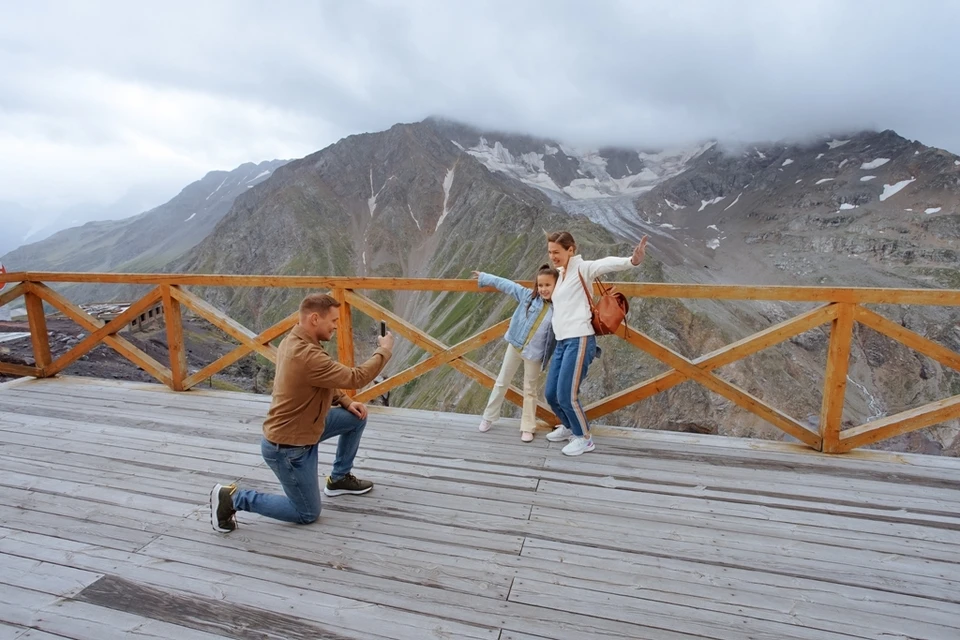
[478,419,493,432]
[210,483,238,533]
[324,473,374,497]
[562,436,595,456]
[546,425,573,442]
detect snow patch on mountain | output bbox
[879,178,915,201]
[436,166,456,229]
[724,192,742,210]
[699,197,725,212]
[861,158,890,170]
[246,170,271,183]
[462,137,711,201]
[408,204,422,231]
[206,176,228,200]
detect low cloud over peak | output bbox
[2,0,958,216]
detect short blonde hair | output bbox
[299,293,340,315]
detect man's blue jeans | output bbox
[232,407,366,524]
[545,336,597,437]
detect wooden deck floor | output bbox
[1,376,959,640]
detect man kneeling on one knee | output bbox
[211,292,394,532]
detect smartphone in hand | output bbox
[380,321,387,337]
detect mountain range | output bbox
[3,118,958,454]
[3,160,286,273]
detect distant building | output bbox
[128,302,165,332]
[46,301,166,332]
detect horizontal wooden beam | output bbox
[0,362,41,378]
[838,394,960,452]
[10,273,492,292]
[5,272,959,305]
[0,271,27,285]
[622,283,960,306]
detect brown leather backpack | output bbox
[578,270,629,335]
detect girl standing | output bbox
[472,264,559,442]
[544,231,648,455]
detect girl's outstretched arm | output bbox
[472,271,531,304]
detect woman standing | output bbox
[544,231,649,455]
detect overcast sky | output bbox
[2,0,960,222]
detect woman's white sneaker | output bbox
[546,425,573,442]
[561,436,595,456]
[478,420,493,432]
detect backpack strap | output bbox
[577,269,597,313]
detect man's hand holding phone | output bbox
[377,321,394,350]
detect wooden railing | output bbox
[2,271,959,454]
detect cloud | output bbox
[1,0,959,218]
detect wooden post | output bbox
[161,285,187,391]
[819,302,855,452]
[24,286,52,374]
[333,288,356,397]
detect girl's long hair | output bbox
[527,263,559,312]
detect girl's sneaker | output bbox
[561,436,595,456]
[478,420,493,432]
[546,425,572,442]
[521,431,534,442]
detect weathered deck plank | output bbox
[1,376,959,640]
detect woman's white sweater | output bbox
[550,254,635,340]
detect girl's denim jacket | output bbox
[477,272,557,371]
